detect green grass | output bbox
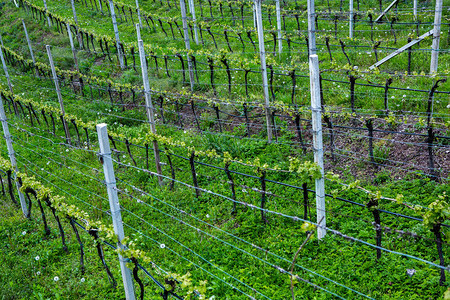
[0,0,449,299]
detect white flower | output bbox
[406,269,416,277]
[46,161,50,165]
[54,276,59,282]
[206,214,210,218]
[353,66,358,70]
[80,278,85,283]
[402,94,406,98]
[36,271,41,275]
[22,231,26,235]
[160,244,165,249]
[391,96,395,99]
[123,155,126,158]
[66,149,69,152]
[35,256,40,261]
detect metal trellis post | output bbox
[0,40,14,95]
[0,40,18,116]
[108,0,125,69]
[307,0,317,55]
[430,0,443,73]
[180,0,195,91]
[135,0,143,29]
[137,36,164,186]
[67,23,80,72]
[276,0,282,54]
[0,93,29,218]
[96,123,136,300]
[190,0,199,44]
[46,45,71,145]
[70,0,84,49]
[22,19,39,77]
[254,0,273,143]
[349,0,354,38]
[43,0,51,27]
[309,54,326,240]
[98,0,103,13]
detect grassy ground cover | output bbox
[0,0,449,299]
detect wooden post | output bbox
[70,0,84,49]
[135,0,143,29]
[96,123,136,300]
[43,0,51,27]
[67,24,80,72]
[276,0,282,54]
[413,0,417,17]
[180,0,195,91]
[349,0,354,38]
[309,54,326,240]
[108,0,125,69]
[0,93,29,218]
[22,20,39,77]
[430,0,443,73]
[307,0,317,55]
[254,0,273,142]
[137,37,164,186]
[46,45,71,145]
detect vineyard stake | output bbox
[136,22,142,41]
[22,20,39,77]
[0,41,18,116]
[137,37,164,186]
[430,0,443,73]
[369,29,433,70]
[413,0,417,17]
[254,0,273,143]
[135,0,142,29]
[180,0,195,91]
[98,0,103,13]
[309,54,326,240]
[307,0,317,55]
[276,0,282,54]
[190,0,199,44]
[42,0,51,27]
[46,45,71,145]
[70,0,84,49]
[375,0,400,22]
[0,42,13,95]
[349,0,354,38]
[0,93,29,218]
[253,2,257,28]
[108,0,125,69]
[66,24,80,72]
[96,123,136,300]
